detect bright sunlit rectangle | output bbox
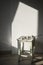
[12,2,38,54]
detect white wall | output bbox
[12,2,38,54]
[0,1,43,54]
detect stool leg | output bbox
[18,40,21,62]
[22,42,24,52]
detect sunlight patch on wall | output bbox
[12,2,38,54]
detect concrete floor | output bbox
[0,54,43,65]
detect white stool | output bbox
[17,36,35,62]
